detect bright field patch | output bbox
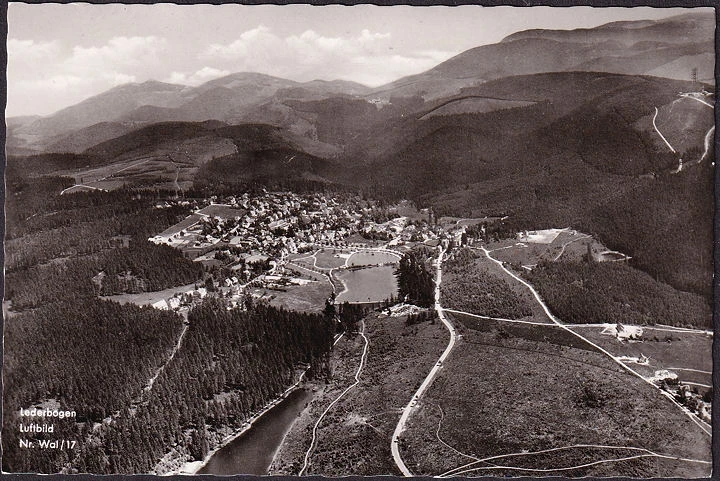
[250,280,331,313]
[196,203,247,218]
[101,282,198,307]
[565,325,713,390]
[518,228,565,244]
[314,249,350,269]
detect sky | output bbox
[6,3,704,117]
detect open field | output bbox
[486,231,609,267]
[291,248,400,271]
[270,312,447,476]
[284,263,328,282]
[64,156,156,183]
[157,213,204,238]
[101,282,198,307]
[566,325,713,390]
[314,248,349,269]
[399,315,711,477]
[250,280,331,313]
[518,228,565,244]
[197,204,247,218]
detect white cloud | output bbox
[7,38,60,61]
[167,67,230,85]
[7,27,453,116]
[196,26,455,88]
[64,36,167,73]
[106,72,138,85]
[344,55,438,86]
[200,25,404,82]
[33,74,90,90]
[203,25,280,60]
[416,49,457,62]
[7,36,167,116]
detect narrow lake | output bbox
[335,265,399,303]
[198,388,313,475]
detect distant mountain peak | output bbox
[107,79,188,94]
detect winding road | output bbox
[652,106,677,154]
[679,93,715,167]
[480,247,711,436]
[662,93,715,171]
[553,234,591,262]
[299,320,370,476]
[391,247,457,476]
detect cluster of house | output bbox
[150,287,208,311]
[151,191,447,261]
[187,192,375,256]
[651,369,712,424]
[676,385,712,424]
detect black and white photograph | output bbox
[2,2,715,477]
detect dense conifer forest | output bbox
[396,250,435,307]
[2,298,335,473]
[526,261,712,329]
[2,166,336,473]
[442,248,534,319]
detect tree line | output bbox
[526,260,711,329]
[396,249,435,307]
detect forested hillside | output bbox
[360,73,713,299]
[2,161,340,473]
[4,175,204,308]
[526,260,712,328]
[2,299,336,473]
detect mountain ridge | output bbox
[8,9,713,155]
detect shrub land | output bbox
[398,314,710,478]
[270,311,447,476]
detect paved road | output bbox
[680,93,714,109]
[391,247,457,476]
[652,106,677,153]
[480,247,711,436]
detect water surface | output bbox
[198,388,313,475]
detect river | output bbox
[198,388,313,475]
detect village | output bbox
[144,192,457,313]
[149,191,449,256]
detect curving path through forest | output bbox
[391,247,457,476]
[299,321,369,475]
[653,106,677,154]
